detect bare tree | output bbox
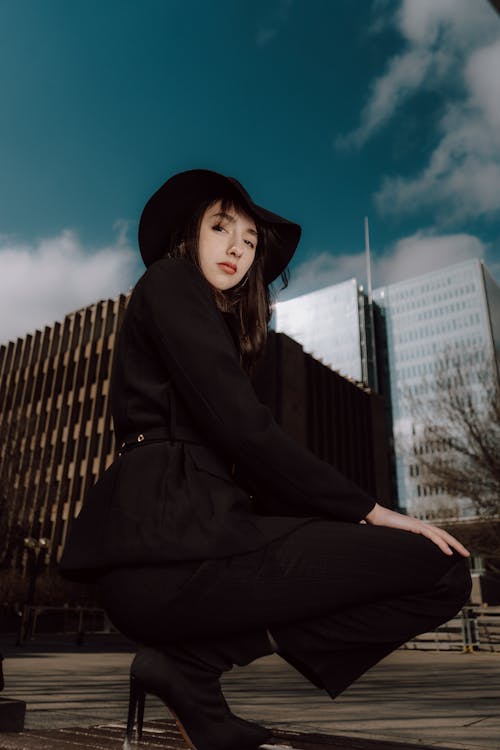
[404,345,500,520]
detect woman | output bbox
[60,169,472,750]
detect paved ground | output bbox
[0,634,499,750]
[0,720,458,750]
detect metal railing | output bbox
[14,603,500,652]
[404,605,500,652]
[16,604,115,646]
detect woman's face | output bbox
[197,201,258,290]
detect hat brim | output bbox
[138,169,301,285]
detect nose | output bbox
[227,241,243,258]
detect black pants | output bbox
[98,520,472,699]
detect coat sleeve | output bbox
[140,257,376,523]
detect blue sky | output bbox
[1,0,500,343]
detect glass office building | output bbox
[274,278,376,386]
[275,258,499,519]
[373,258,499,519]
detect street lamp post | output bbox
[16,537,50,646]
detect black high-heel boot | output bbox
[124,672,269,748]
[123,646,272,750]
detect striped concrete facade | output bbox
[0,293,129,574]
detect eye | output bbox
[212,223,226,233]
[245,239,256,250]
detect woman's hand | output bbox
[364,503,470,558]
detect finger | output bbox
[448,538,470,557]
[420,529,453,556]
[442,535,470,556]
[418,522,470,555]
[430,527,470,557]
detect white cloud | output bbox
[278,251,366,300]
[376,39,500,220]
[0,226,138,345]
[375,231,487,285]
[279,231,491,300]
[337,47,432,149]
[339,0,500,220]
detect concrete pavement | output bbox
[0,635,499,749]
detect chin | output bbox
[210,273,243,292]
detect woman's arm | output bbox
[140,257,376,523]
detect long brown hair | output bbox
[162,191,289,373]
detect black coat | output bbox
[59,258,375,582]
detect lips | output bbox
[218,262,237,274]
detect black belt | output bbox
[116,425,204,456]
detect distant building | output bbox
[274,278,377,388]
[0,293,129,575]
[0,291,390,578]
[275,257,500,519]
[373,258,500,519]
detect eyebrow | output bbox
[211,210,258,237]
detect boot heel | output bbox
[124,674,146,750]
[136,682,146,740]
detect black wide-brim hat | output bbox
[138,169,301,284]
